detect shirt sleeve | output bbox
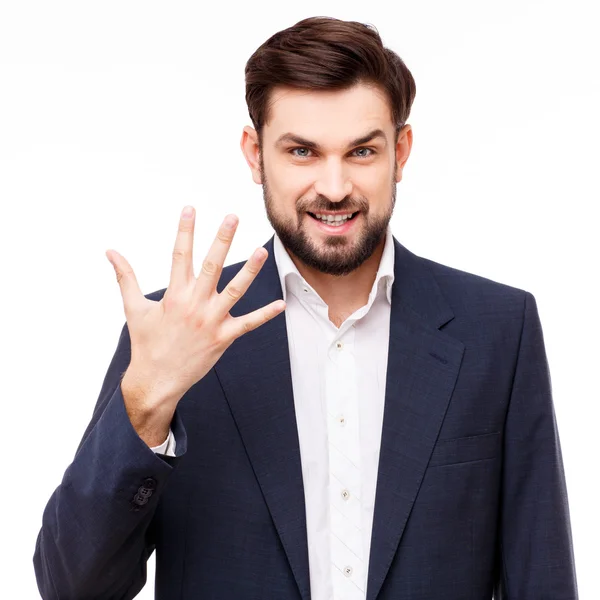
[150,428,176,457]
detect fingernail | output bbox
[182,206,194,219]
[224,215,237,229]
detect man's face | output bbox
[244,82,411,276]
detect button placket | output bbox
[330,536,365,592]
[326,320,365,598]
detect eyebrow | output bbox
[274,128,387,151]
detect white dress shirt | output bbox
[151,225,395,600]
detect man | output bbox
[33,16,579,600]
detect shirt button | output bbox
[341,489,350,500]
[338,414,346,426]
[303,287,309,293]
[343,565,353,577]
[336,341,343,350]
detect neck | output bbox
[287,235,387,318]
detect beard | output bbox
[260,154,397,277]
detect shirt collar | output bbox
[273,223,395,305]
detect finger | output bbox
[169,205,196,292]
[213,246,268,317]
[105,249,146,317]
[194,213,238,301]
[222,299,286,341]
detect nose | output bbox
[313,157,353,202]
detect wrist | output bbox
[121,365,179,409]
[121,370,178,448]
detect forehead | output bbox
[263,83,394,145]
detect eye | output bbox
[354,147,376,158]
[290,147,312,158]
[289,147,377,159]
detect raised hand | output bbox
[105,206,286,445]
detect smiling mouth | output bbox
[307,211,360,222]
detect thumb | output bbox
[105,249,146,316]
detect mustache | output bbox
[300,197,367,213]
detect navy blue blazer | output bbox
[34,235,579,599]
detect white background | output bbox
[1,1,597,598]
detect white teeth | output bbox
[313,212,355,223]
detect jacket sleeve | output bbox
[493,292,579,599]
[33,321,188,600]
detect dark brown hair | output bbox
[244,16,416,146]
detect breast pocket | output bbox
[428,431,502,467]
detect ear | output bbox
[395,124,413,183]
[240,126,262,185]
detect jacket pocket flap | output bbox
[428,431,501,467]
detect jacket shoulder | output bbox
[420,254,530,317]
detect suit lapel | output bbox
[213,235,464,600]
[213,236,311,600]
[365,241,464,600]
